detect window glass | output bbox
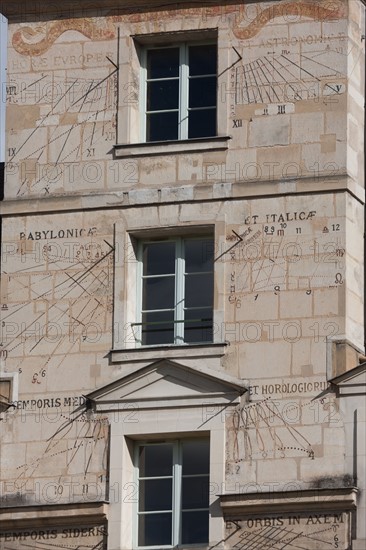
[139,444,173,477]
[189,76,217,108]
[138,513,172,546]
[0,380,11,404]
[147,80,179,112]
[181,511,209,544]
[139,479,172,511]
[189,44,217,76]
[142,311,175,345]
[143,242,175,276]
[185,273,213,308]
[182,477,209,509]
[185,239,214,273]
[144,42,217,141]
[184,309,213,343]
[137,440,209,547]
[182,440,210,474]
[142,276,175,310]
[188,108,216,139]
[146,112,179,142]
[147,48,179,79]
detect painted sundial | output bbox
[234,48,346,105]
[223,210,345,306]
[6,65,118,197]
[226,512,349,549]
[0,3,359,550]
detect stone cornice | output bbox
[220,487,358,517]
[0,501,108,530]
[0,178,363,217]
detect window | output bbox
[0,379,11,412]
[135,236,214,346]
[0,372,17,414]
[135,439,209,548]
[141,43,217,142]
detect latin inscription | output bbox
[244,211,317,225]
[0,526,106,543]
[226,512,349,549]
[19,228,97,240]
[249,380,328,396]
[227,513,344,528]
[12,395,86,409]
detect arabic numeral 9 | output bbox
[334,535,339,548]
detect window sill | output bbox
[113,136,231,158]
[110,342,228,364]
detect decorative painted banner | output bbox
[11,1,346,56]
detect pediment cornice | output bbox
[86,359,247,411]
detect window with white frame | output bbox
[135,439,209,548]
[140,42,217,142]
[0,372,17,414]
[0,378,11,412]
[134,236,214,346]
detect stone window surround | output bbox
[109,422,224,550]
[86,359,247,550]
[114,27,232,158]
[112,222,226,359]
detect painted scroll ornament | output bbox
[12,1,345,57]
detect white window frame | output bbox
[133,438,210,549]
[0,370,18,410]
[134,236,214,347]
[139,41,217,142]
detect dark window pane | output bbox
[143,242,176,276]
[139,479,172,511]
[189,76,216,108]
[138,512,172,546]
[181,510,209,544]
[147,111,179,141]
[182,440,210,475]
[142,311,175,345]
[147,48,179,79]
[184,308,213,343]
[147,79,179,111]
[139,444,173,477]
[182,476,209,509]
[189,44,217,76]
[185,239,214,273]
[188,108,216,138]
[142,276,175,310]
[185,273,213,308]
[0,380,11,403]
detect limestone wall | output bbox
[0,1,365,549]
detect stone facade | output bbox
[0,1,365,549]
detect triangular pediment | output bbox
[87,359,246,411]
[330,363,366,396]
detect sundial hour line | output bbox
[71,58,118,107]
[10,79,79,162]
[281,54,321,83]
[255,59,280,102]
[254,59,275,104]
